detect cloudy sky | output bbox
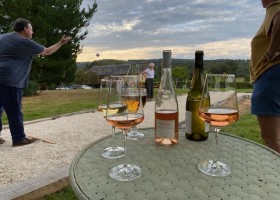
[77,0,265,62]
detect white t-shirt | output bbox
[143,68,155,78]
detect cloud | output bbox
[89,18,142,37]
[78,0,264,62]
[79,37,251,61]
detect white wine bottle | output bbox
[155,50,179,146]
[185,50,209,141]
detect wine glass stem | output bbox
[131,126,137,135]
[111,126,117,149]
[123,130,128,165]
[213,127,221,167]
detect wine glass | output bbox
[127,88,147,140]
[97,79,125,159]
[106,75,144,181]
[198,74,239,177]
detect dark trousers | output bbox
[145,78,154,99]
[0,106,3,133]
[0,85,25,142]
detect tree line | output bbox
[76,58,250,86]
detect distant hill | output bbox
[77,62,91,68]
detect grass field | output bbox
[2,88,252,124]
[2,89,99,124]
[1,88,192,124]
[1,88,258,199]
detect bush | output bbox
[236,82,252,89]
[23,81,39,97]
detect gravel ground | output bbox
[0,94,251,189]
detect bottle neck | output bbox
[190,67,204,91]
[161,68,173,84]
[159,68,176,95]
[195,60,203,69]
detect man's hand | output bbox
[41,35,72,56]
[60,35,72,45]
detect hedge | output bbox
[154,81,252,89]
[23,81,39,97]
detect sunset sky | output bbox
[78,0,265,62]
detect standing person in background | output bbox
[142,62,155,101]
[0,18,72,147]
[250,0,280,153]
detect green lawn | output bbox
[2,89,99,124]
[1,88,259,199]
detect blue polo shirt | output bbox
[0,32,44,88]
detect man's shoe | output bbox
[0,138,5,144]
[12,138,36,147]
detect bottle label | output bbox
[185,110,209,133]
[205,123,209,132]
[185,111,192,133]
[156,119,175,138]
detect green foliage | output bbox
[43,186,78,200]
[75,68,99,85]
[78,58,250,83]
[236,82,252,89]
[223,114,263,145]
[23,81,39,97]
[0,0,97,88]
[0,0,32,33]
[86,59,127,69]
[172,66,188,81]
[207,59,239,74]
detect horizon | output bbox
[76,57,251,63]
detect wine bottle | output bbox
[155,50,179,146]
[185,50,209,141]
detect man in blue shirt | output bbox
[0,18,71,147]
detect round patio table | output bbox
[69,128,280,200]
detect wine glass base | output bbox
[198,160,231,177]
[102,146,125,159]
[109,164,141,181]
[127,131,144,140]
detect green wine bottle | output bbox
[185,50,209,141]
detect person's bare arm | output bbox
[140,71,147,78]
[40,35,72,56]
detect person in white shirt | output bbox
[142,62,155,100]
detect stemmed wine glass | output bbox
[106,75,144,181]
[198,74,239,177]
[98,79,125,159]
[127,88,147,140]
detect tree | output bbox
[208,59,238,74]
[86,59,128,69]
[172,66,188,88]
[0,0,97,89]
[172,66,188,81]
[75,68,99,86]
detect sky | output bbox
[77,0,265,62]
